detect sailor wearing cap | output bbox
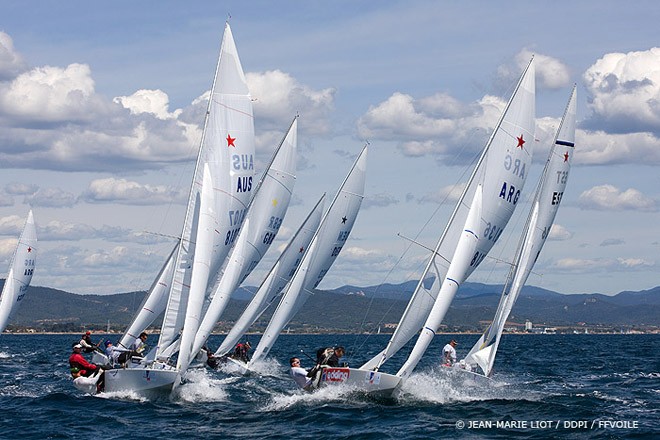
[442,339,458,366]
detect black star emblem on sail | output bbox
[341,216,347,224]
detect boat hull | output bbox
[103,366,177,394]
[317,367,401,397]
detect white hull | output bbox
[103,365,178,394]
[316,367,401,397]
[222,356,250,375]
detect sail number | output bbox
[263,232,276,245]
[483,222,503,243]
[556,170,568,184]
[331,246,343,257]
[552,191,563,205]
[268,216,283,230]
[263,216,283,244]
[337,231,350,242]
[24,258,35,276]
[225,228,240,245]
[470,251,486,267]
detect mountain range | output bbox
[4,280,659,333]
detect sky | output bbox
[0,1,658,297]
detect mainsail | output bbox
[463,85,576,377]
[0,210,37,333]
[156,22,255,368]
[251,146,368,363]
[189,116,298,362]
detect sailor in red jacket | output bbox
[69,343,100,377]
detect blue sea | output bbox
[0,333,657,439]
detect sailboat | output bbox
[246,146,368,369]
[187,116,299,363]
[214,194,324,357]
[76,22,256,395]
[0,210,37,334]
[461,86,576,378]
[319,59,536,396]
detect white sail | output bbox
[464,86,576,377]
[251,146,368,363]
[189,117,298,361]
[395,59,535,379]
[216,194,324,356]
[0,210,37,333]
[363,60,536,375]
[176,163,217,376]
[156,22,255,359]
[118,243,178,349]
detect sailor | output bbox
[69,344,101,377]
[104,340,121,366]
[79,331,100,353]
[129,332,149,356]
[289,357,312,390]
[204,346,219,369]
[442,339,458,366]
[232,341,251,363]
[315,346,345,367]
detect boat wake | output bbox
[264,383,362,411]
[397,368,541,404]
[175,368,236,403]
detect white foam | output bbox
[264,383,358,411]
[174,368,233,403]
[396,368,541,404]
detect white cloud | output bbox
[583,47,660,134]
[518,50,570,89]
[575,129,660,165]
[40,220,96,241]
[0,32,27,81]
[357,92,501,162]
[0,63,109,123]
[0,237,18,260]
[247,70,335,135]
[80,177,186,205]
[550,257,654,273]
[4,182,38,195]
[0,40,329,173]
[23,187,76,207]
[416,183,465,205]
[600,238,625,247]
[578,184,657,212]
[0,214,25,235]
[617,257,654,268]
[114,89,181,120]
[496,49,570,90]
[548,224,572,241]
[363,192,399,209]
